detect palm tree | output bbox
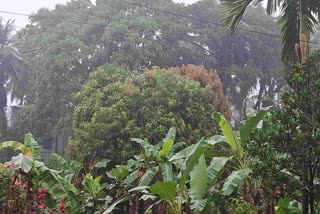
[0,19,26,138]
[220,0,320,64]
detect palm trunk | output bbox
[299,1,310,65]
[0,84,7,138]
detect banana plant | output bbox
[0,133,80,213]
[115,127,180,188]
[45,152,83,182]
[104,127,229,213]
[212,111,266,200]
[81,174,112,214]
[103,128,181,213]
[104,111,266,213]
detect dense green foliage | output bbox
[68,64,231,162]
[0,134,79,213]
[95,112,263,214]
[3,0,320,213]
[220,0,320,64]
[7,0,286,144]
[247,50,320,213]
[0,20,27,140]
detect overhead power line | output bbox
[116,0,320,45]
[0,2,319,46]
[118,0,281,38]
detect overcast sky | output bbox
[0,0,200,29]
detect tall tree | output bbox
[248,51,320,214]
[0,20,25,139]
[220,0,320,64]
[12,0,285,144]
[68,64,231,162]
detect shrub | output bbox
[67,64,231,162]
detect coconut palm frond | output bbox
[0,20,15,47]
[279,0,299,64]
[309,1,320,23]
[219,0,255,33]
[266,0,284,14]
[220,0,284,33]
[279,0,318,64]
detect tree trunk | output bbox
[302,187,309,214]
[310,187,315,214]
[299,0,310,65]
[254,80,265,110]
[309,148,315,214]
[0,84,7,139]
[301,161,309,214]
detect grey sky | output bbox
[0,0,200,29]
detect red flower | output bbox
[39,188,47,194]
[3,162,15,169]
[14,181,22,186]
[38,193,45,200]
[60,203,65,213]
[60,198,65,213]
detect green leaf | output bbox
[165,127,176,141]
[123,170,139,185]
[0,141,30,155]
[204,135,227,145]
[34,161,80,213]
[288,200,302,213]
[140,194,157,201]
[159,139,174,156]
[83,174,104,198]
[129,186,149,193]
[107,165,130,181]
[190,199,207,212]
[170,144,196,161]
[139,167,158,186]
[240,110,266,142]
[94,159,111,168]
[190,154,208,212]
[207,156,232,188]
[220,0,255,33]
[11,153,33,173]
[159,127,176,156]
[222,168,252,196]
[132,138,156,157]
[150,181,176,201]
[277,197,290,209]
[103,195,131,214]
[177,138,209,191]
[24,133,41,161]
[190,154,207,200]
[48,153,68,166]
[212,112,243,157]
[161,162,173,182]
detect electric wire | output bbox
[0,1,319,45]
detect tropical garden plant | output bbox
[67,64,231,163]
[0,133,80,213]
[246,50,320,214]
[0,19,27,140]
[220,0,320,64]
[98,110,266,213]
